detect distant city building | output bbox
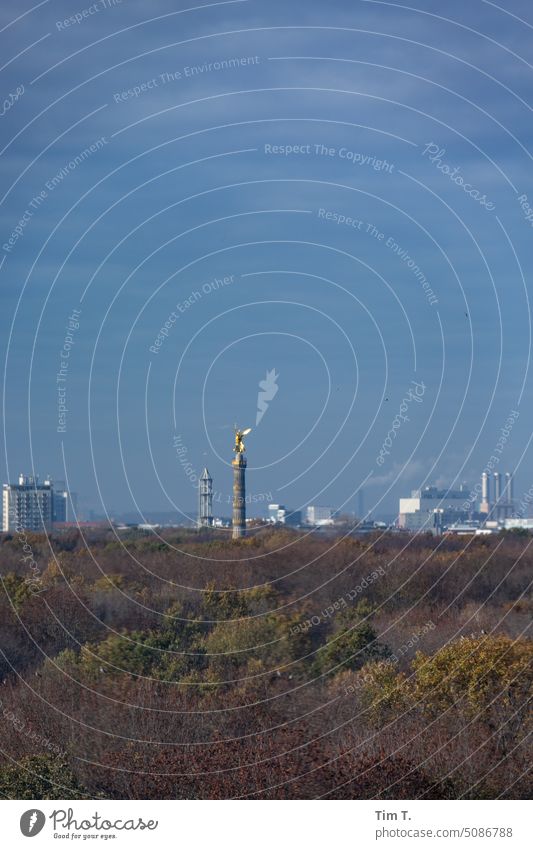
[2,474,54,532]
[53,489,68,523]
[268,504,301,527]
[51,479,77,523]
[503,517,533,531]
[305,505,334,526]
[198,467,213,528]
[398,486,470,532]
[2,475,77,532]
[444,521,481,535]
[213,517,230,528]
[353,519,387,534]
[52,487,70,523]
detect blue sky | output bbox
[1,0,532,520]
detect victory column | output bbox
[232,426,251,539]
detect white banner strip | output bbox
[1,799,530,848]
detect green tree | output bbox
[357,660,411,726]
[411,635,533,751]
[200,613,287,680]
[314,605,391,676]
[1,572,33,609]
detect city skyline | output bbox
[1,465,526,533]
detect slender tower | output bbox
[493,471,502,521]
[198,467,213,528]
[503,471,514,520]
[480,471,490,514]
[493,472,501,504]
[232,427,251,539]
[505,471,514,505]
[492,472,502,519]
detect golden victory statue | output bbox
[234,426,252,454]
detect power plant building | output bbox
[399,473,515,532]
[305,505,334,526]
[479,471,514,521]
[398,486,469,531]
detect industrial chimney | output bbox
[493,472,501,504]
[480,471,490,514]
[505,471,514,505]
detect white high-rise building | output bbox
[2,474,54,532]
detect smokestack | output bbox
[505,471,514,505]
[480,472,491,515]
[493,472,501,503]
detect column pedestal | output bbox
[232,455,246,539]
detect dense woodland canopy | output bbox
[0,527,531,799]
